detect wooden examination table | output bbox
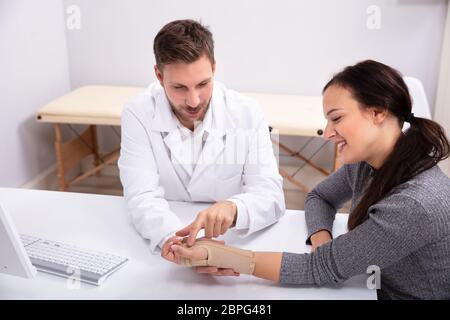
[37,86,338,192]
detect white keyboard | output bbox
[20,234,128,286]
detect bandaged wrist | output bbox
[181,239,255,275]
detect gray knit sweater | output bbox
[279,162,450,299]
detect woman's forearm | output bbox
[252,252,283,282]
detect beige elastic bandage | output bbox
[180,239,256,275]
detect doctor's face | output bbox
[155,55,215,130]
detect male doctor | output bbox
[118,19,285,260]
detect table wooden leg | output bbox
[54,124,67,191]
[53,125,97,191]
[275,140,331,176]
[272,138,337,193]
[69,149,120,186]
[90,125,101,176]
[279,167,310,193]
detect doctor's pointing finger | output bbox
[176,201,237,246]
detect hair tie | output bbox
[405,112,415,123]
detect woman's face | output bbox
[322,85,382,165]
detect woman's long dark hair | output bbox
[323,60,450,231]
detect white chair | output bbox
[402,76,431,131]
[403,76,432,120]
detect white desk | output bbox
[0,188,376,300]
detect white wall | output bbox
[435,2,450,176]
[61,0,448,169]
[63,0,447,109]
[1,0,448,186]
[0,0,71,187]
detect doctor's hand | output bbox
[175,201,238,246]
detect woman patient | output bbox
[162,60,450,300]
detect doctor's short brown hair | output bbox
[153,19,215,69]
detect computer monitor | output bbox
[0,204,37,278]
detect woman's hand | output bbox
[170,240,208,262]
[195,266,239,276]
[170,238,240,276]
[310,230,332,252]
[161,235,185,264]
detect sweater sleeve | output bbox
[304,165,354,244]
[280,195,434,286]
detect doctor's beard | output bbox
[169,98,212,126]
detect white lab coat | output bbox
[118,81,285,253]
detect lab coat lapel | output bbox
[191,131,225,183]
[149,86,193,194]
[189,84,234,185]
[149,85,177,133]
[163,130,194,177]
